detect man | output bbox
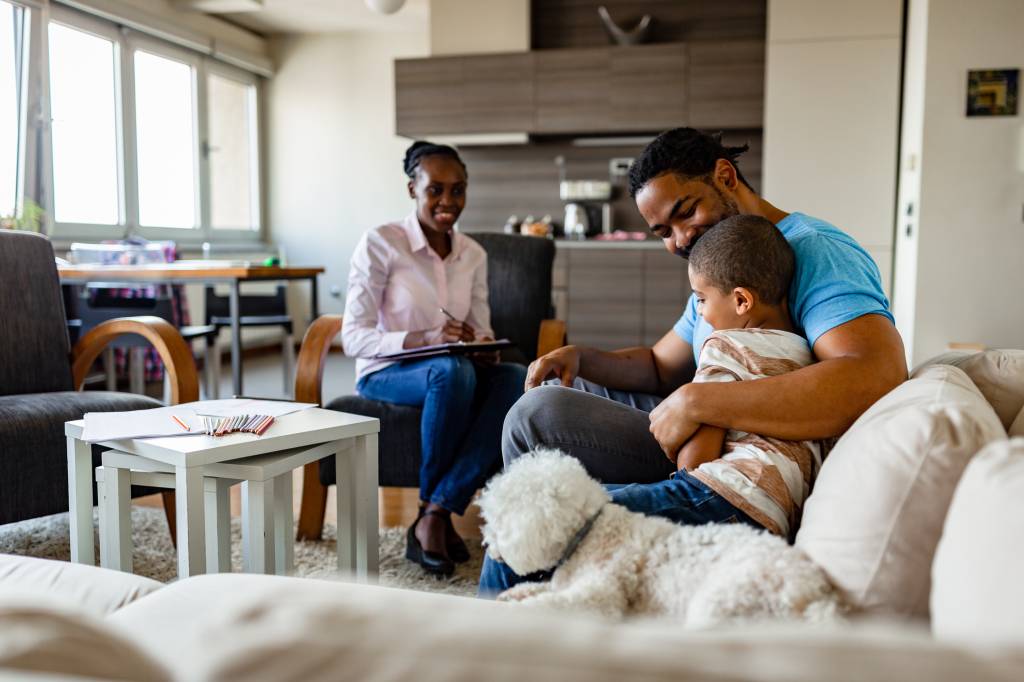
[478,127,906,594]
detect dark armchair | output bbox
[293,233,566,540]
[0,231,199,527]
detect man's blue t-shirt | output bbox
[674,212,893,364]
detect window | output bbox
[36,6,264,242]
[134,50,197,229]
[48,21,120,225]
[208,71,259,231]
[0,0,27,219]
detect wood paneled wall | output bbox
[457,132,762,232]
[532,0,766,50]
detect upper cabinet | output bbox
[394,40,763,138]
[687,40,764,129]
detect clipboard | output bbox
[374,338,515,362]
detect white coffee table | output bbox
[66,408,379,579]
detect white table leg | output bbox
[272,473,294,575]
[241,480,274,574]
[66,437,94,566]
[334,442,356,574]
[204,478,232,573]
[175,466,206,578]
[337,435,378,580]
[103,465,132,572]
[355,434,379,579]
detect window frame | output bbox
[1,0,32,220]
[203,58,262,238]
[39,4,263,246]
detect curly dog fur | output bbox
[479,448,844,625]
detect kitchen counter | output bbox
[553,237,664,250]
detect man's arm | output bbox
[671,314,907,443]
[525,330,696,395]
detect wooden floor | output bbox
[136,470,484,539]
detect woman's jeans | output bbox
[357,356,527,515]
[477,471,761,597]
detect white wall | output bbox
[266,30,430,330]
[896,0,1024,363]
[763,0,903,297]
[429,0,529,56]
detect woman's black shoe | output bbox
[406,513,454,576]
[443,514,471,564]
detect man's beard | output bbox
[679,187,740,259]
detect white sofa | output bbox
[2,350,1023,681]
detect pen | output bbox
[439,307,458,322]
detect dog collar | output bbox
[555,504,606,570]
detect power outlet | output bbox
[609,157,634,178]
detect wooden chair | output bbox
[0,231,198,530]
[291,233,566,541]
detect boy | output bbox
[672,214,821,538]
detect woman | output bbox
[342,141,527,576]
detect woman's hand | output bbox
[441,319,475,343]
[470,336,500,366]
[525,345,582,390]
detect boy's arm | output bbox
[676,424,727,472]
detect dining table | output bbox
[57,261,325,396]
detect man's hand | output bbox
[525,345,582,390]
[648,385,700,459]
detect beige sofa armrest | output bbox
[0,554,162,618]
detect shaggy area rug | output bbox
[0,506,482,597]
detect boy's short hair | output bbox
[688,215,795,305]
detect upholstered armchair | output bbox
[0,231,199,527]
[292,233,566,540]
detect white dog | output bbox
[479,449,843,625]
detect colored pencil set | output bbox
[201,414,275,437]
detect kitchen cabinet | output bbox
[687,40,765,129]
[395,52,535,136]
[552,244,692,350]
[534,48,612,133]
[394,40,760,137]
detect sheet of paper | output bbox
[81,406,203,443]
[189,399,316,418]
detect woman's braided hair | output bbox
[403,140,467,179]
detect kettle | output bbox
[563,203,589,240]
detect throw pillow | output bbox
[912,349,1024,431]
[931,438,1024,647]
[795,365,1006,618]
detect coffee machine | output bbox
[560,180,611,239]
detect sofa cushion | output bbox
[0,600,167,681]
[0,391,162,524]
[795,365,1006,618]
[931,438,1024,647]
[0,232,74,397]
[1009,406,1024,438]
[0,554,162,618]
[106,574,1024,682]
[913,349,1024,431]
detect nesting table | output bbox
[66,408,380,579]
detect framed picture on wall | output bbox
[966,68,1019,117]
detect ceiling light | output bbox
[364,0,406,14]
